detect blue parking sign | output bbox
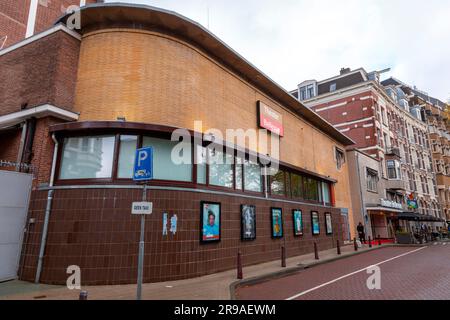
[133,147,153,181]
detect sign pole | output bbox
[136,183,147,300]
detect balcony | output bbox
[386,179,407,191]
[386,147,401,158]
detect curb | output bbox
[229,243,429,300]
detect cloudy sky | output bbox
[105,0,450,101]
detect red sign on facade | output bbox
[257,101,284,137]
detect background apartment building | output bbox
[0,0,100,50]
[291,68,445,238]
[382,78,450,223]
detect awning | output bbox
[0,104,79,129]
[366,206,403,213]
[397,212,444,222]
[397,212,422,221]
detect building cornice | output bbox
[0,24,81,57]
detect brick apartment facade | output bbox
[0,3,356,285]
[0,0,100,50]
[382,78,450,223]
[292,68,446,238]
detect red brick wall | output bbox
[35,0,99,34]
[0,29,80,116]
[20,188,342,285]
[0,0,99,49]
[0,127,22,163]
[311,91,377,150]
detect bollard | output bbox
[368,236,372,248]
[314,242,319,260]
[353,237,358,251]
[79,291,88,300]
[378,236,382,246]
[336,240,341,255]
[281,246,286,268]
[237,250,243,280]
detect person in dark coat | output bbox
[357,222,366,244]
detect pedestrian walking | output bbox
[357,222,366,244]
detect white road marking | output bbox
[286,247,427,300]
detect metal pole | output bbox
[136,184,147,300]
[35,189,53,283]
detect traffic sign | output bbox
[133,147,153,181]
[131,202,153,215]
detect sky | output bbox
[104,0,450,102]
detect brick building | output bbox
[0,0,100,50]
[291,68,446,239]
[0,3,356,285]
[382,78,450,223]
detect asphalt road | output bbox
[236,243,450,300]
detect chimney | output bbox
[340,67,351,75]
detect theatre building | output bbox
[0,3,354,285]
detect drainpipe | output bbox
[355,152,371,239]
[35,133,58,283]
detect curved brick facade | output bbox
[15,4,355,285]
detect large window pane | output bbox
[271,170,285,196]
[117,135,137,178]
[208,149,233,188]
[196,146,207,184]
[59,135,115,179]
[305,177,319,201]
[322,182,330,203]
[143,136,192,182]
[244,160,262,192]
[235,157,243,190]
[290,173,304,199]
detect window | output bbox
[117,135,138,178]
[299,87,307,101]
[196,145,207,184]
[386,160,401,180]
[270,170,286,196]
[59,135,115,179]
[366,168,378,192]
[244,159,262,192]
[235,156,243,190]
[290,173,304,199]
[208,149,233,188]
[143,136,192,182]
[299,83,316,100]
[304,177,319,201]
[322,182,331,203]
[335,147,345,170]
[329,83,336,92]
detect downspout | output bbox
[35,133,58,283]
[355,152,371,239]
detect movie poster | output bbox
[293,209,303,236]
[241,205,256,240]
[311,211,320,235]
[325,212,333,235]
[271,207,283,238]
[201,201,221,242]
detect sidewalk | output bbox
[0,243,392,300]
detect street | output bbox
[236,243,450,300]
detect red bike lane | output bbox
[235,244,450,300]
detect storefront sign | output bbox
[407,199,418,210]
[380,199,402,210]
[257,101,284,137]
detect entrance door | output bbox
[340,208,350,242]
[0,170,32,281]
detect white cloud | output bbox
[104,0,450,101]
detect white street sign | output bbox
[132,202,153,215]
